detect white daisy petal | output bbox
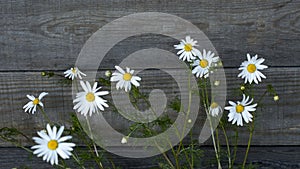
[27,95,35,100]
[225,94,257,127]
[73,81,109,116]
[23,92,48,114]
[191,49,219,78]
[64,67,86,80]
[38,92,48,100]
[174,36,200,62]
[115,66,125,74]
[31,124,75,166]
[110,66,142,92]
[238,54,268,84]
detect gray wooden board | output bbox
[0,146,299,169]
[1,0,300,167]
[0,0,300,71]
[0,68,299,146]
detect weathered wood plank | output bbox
[0,0,300,70]
[0,67,299,147]
[0,146,299,169]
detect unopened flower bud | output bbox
[214,80,220,86]
[105,70,112,77]
[273,95,279,101]
[121,136,128,144]
[240,85,245,91]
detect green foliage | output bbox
[128,115,173,137]
[169,96,181,112]
[0,127,30,143]
[41,71,55,78]
[98,77,111,87]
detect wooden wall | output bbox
[0,0,300,168]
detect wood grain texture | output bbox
[0,0,300,71]
[1,0,300,167]
[0,146,299,169]
[0,67,299,146]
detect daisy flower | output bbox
[110,66,141,92]
[209,102,222,117]
[64,67,86,80]
[225,94,257,126]
[238,54,268,84]
[73,81,109,116]
[192,49,219,78]
[174,36,200,62]
[23,92,48,114]
[31,124,75,165]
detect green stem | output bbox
[231,129,238,167]
[201,79,222,169]
[242,122,254,169]
[38,106,52,124]
[215,128,221,162]
[72,153,86,169]
[85,116,104,169]
[220,122,232,169]
[154,140,175,168]
[208,114,222,169]
[242,89,268,168]
[190,130,194,168]
[173,68,194,168]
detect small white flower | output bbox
[64,67,86,80]
[209,102,222,117]
[121,136,128,144]
[187,119,192,123]
[110,66,141,92]
[23,92,48,114]
[238,54,268,84]
[192,49,219,78]
[31,124,75,165]
[225,94,257,126]
[174,36,200,62]
[73,81,109,116]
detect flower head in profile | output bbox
[174,36,200,62]
[31,124,75,165]
[225,94,257,126]
[238,54,268,84]
[209,102,222,117]
[64,67,86,80]
[73,81,109,116]
[110,66,141,92]
[23,92,48,114]
[192,49,219,78]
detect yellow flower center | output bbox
[86,92,95,102]
[200,59,209,68]
[71,68,76,74]
[236,104,244,113]
[47,140,58,150]
[210,102,219,109]
[33,98,39,105]
[123,73,132,81]
[247,64,256,73]
[184,43,193,52]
